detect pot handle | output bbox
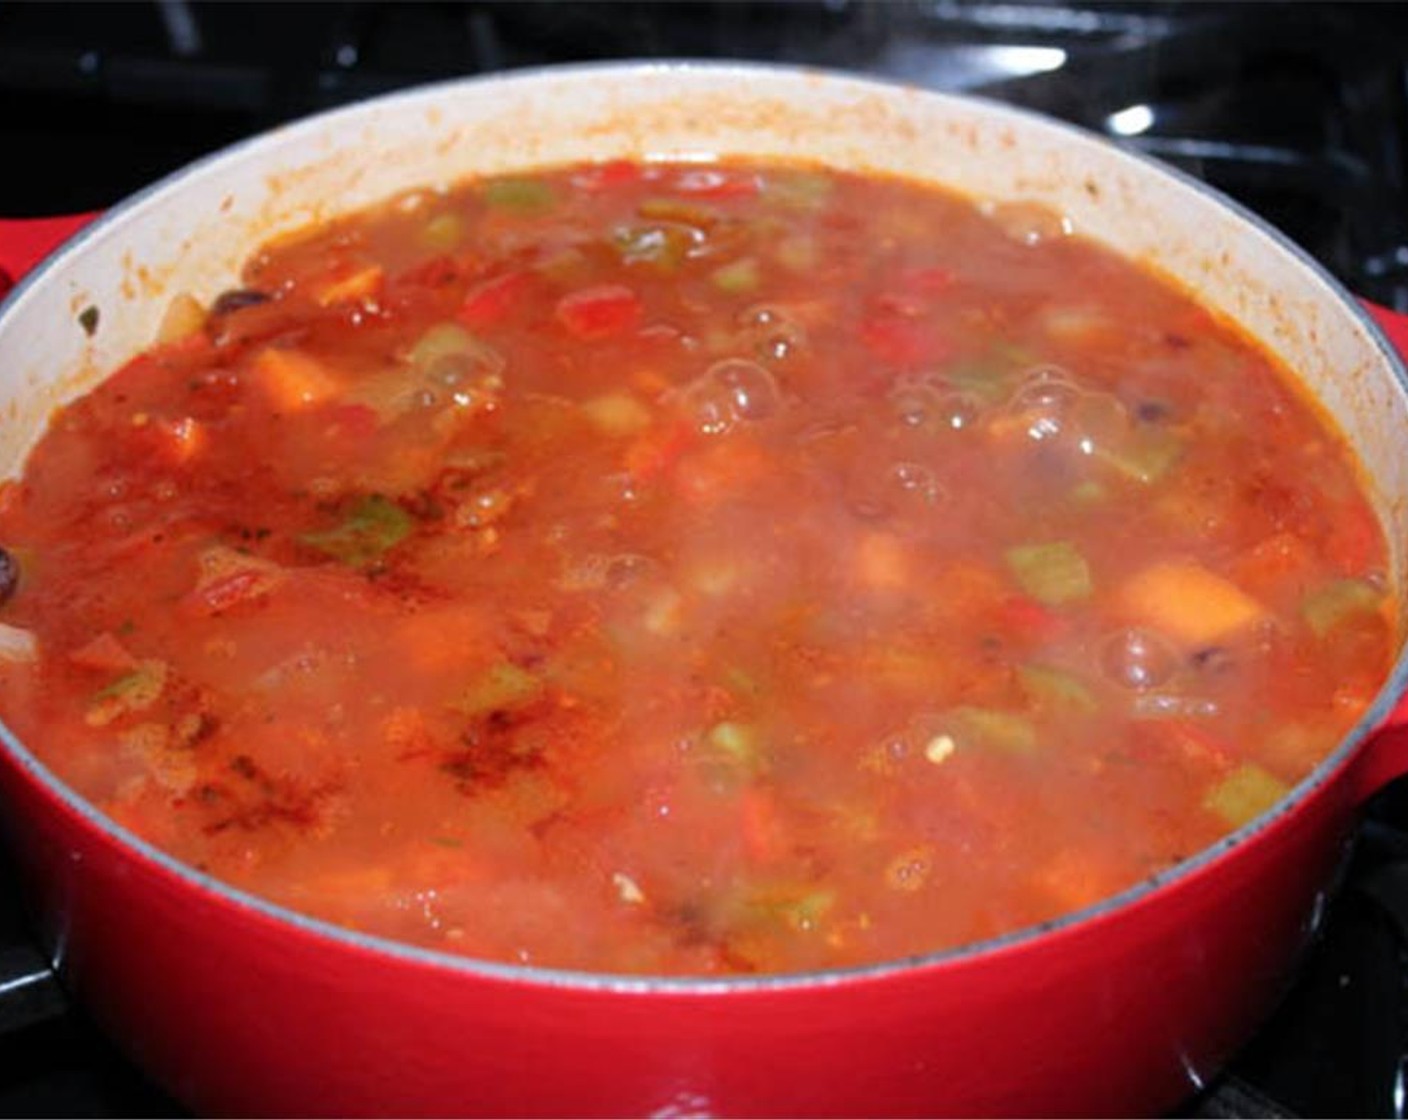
[1352,298,1408,801]
[1363,298,1408,357]
[1356,712,1408,805]
[0,213,102,297]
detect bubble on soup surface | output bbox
[849,460,947,521]
[888,374,983,432]
[1003,366,1082,442]
[999,366,1129,457]
[737,304,807,363]
[677,358,782,435]
[407,323,506,386]
[888,380,937,428]
[932,390,983,432]
[891,461,945,503]
[1100,627,1178,690]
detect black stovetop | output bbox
[2,3,1408,1115]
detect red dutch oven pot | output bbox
[2,63,1408,1117]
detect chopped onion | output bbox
[0,622,37,662]
[156,292,206,345]
[981,199,1073,246]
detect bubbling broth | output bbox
[0,159,1393,975]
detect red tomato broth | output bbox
[0,160,1394,976]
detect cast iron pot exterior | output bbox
[1,63,1407,1117]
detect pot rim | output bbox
[2,57,1406,996]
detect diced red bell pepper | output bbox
[897,265,955,295]
[458,270,532,329]
[555,284,642,340]
[192,569,270,615]
[570,159,642,193]
[859,315,929,367]
[860,268,955,365]
[326,403,380,441]
[872,292,927,319]
[69,632,139,672]
[993,595,1065,643]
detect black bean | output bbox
[0,547,19,604]
[1191,645,1232,673]
[211,288,271,315]
[1135,399,1172,424]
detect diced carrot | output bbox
[1035,849,1125,911]
[631,368,673,398]
[624,419,694,483]
[740,787,786,864]
[1118,559,1267,646]
[252,347,342,412]
[313,263,384,307]
[69,632,139,672]
[405,841,488,884]
[855,531,913,591]
[291,864,395,905]
[391,605,491,673]
[381,706,437,760]
[555,284,642,340]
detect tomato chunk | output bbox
[555,284,642,340]
[458,270,532,329]
[897,265,955,295]
[859,316,930,367]
[570,159,642,192]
